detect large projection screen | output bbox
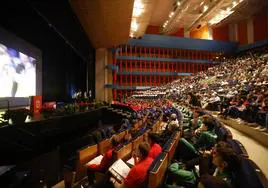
[0,26,42,109]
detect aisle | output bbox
[225,125,268,178]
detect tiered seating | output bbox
[63,106,157,186]
[63,129,128,187]
[176,105,268,188]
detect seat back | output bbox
[92,130,103,143]
[216,127,228,141]
[227,139,248,158]
[147,152,168,188]
[98,139,112,155]
[236,158,268,188]
[163,132,180,163]
[155,121,162,132]
[151,124,157,133]
[132,135,144,150]
[117,130,127,142]
[143,129,150,142]
[113,142,133,161]
[75,144,98,181]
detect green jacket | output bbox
[165,163,196,187]
[195,131,217,149]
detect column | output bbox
[120,60,123,85]
[130,60,132,87]
[140,61,142,86]
[112,50,117,101]
[95,48,111,102]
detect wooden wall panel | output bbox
[190,25,209,40]
[253,11,268,42]
[169,28,184,37]
[212,24,229,41]
[237,20,248,45]
[146,25,160,34]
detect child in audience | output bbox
[87,135,120,185]
[147,132,162,159]
[110,142,153,188]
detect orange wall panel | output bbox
[253,11,268,42]
[212,25,229,41]
[190,25,209,40]
[237,20,248,45]
[146,25,160,35]
[169,28,184,37]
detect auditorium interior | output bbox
[0,0,268,187]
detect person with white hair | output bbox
[166,113,180,132]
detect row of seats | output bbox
[147,131,181,188]
[92,112,165,187]
[63,109,153,187]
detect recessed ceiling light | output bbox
[203,5,208,12]
[233,1,237,7]
[169,12,174,18]
[177,1,181,6]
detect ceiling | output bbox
[70,0,268,48]
[69,0,134,48]
[130,0,156,38]
[161,0,268,34]
[149,0,174,26]
[219,0,268,26]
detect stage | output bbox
[0,106,128,187]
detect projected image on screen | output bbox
[0,43,36,97]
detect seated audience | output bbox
[166,142,240,188]
[166,113,180,132]
[110,142,153,188]
[87,136,120,184]
[147,132,162,159]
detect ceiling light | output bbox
[232,1,237,7]
[177,1,181,6]
[132,0,144,17]
[200,1,204,6]
[169,12,174,18]
[203,5,208,12]
[209,9,234,25]
[131,20,139,32]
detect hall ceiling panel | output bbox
[149,0,173,26]
[70,0,134,48]
[161,0,268,35]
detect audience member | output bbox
[110,142,153,188]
